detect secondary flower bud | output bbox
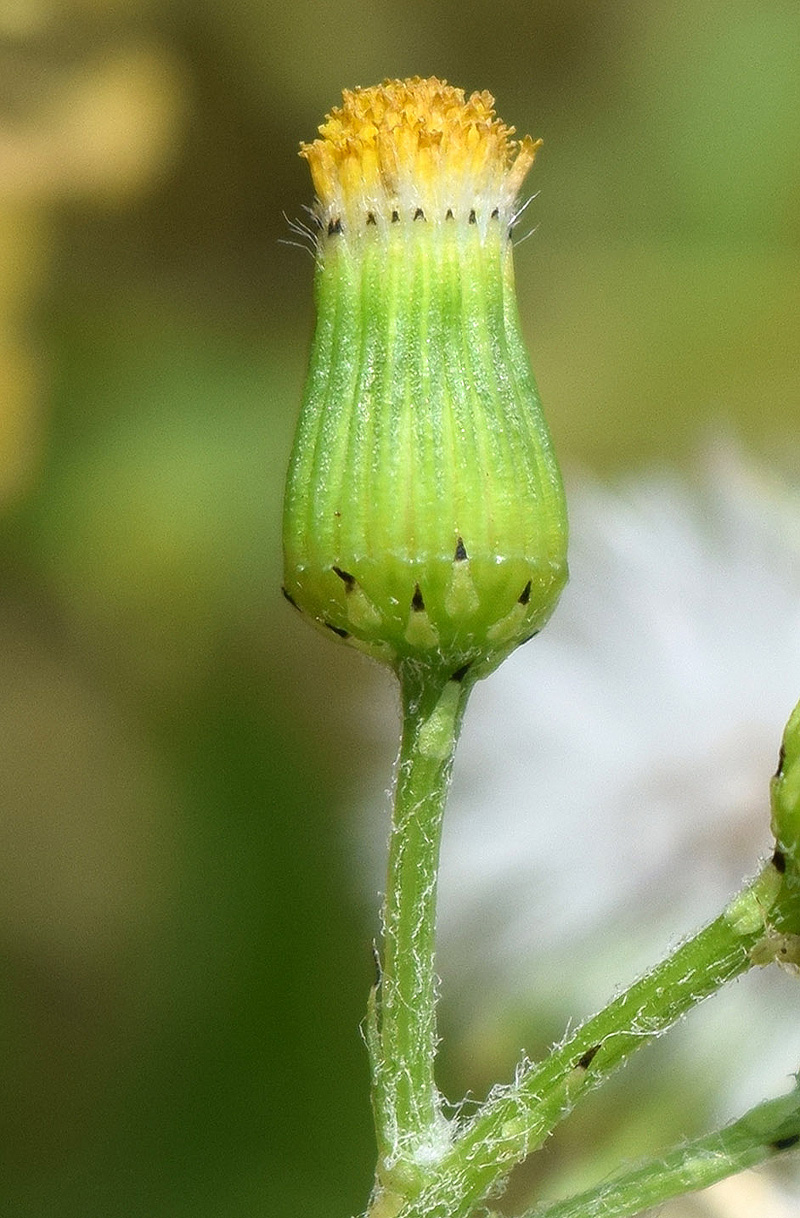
[772,699,800,869]
[282,77,568,681]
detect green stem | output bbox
[402,862,788,1218]
[526,1082,800,1218]
[371,661,472,1194]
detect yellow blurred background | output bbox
[1,2,799,1215]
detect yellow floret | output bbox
[300,77,541,233]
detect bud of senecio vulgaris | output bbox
[772,700,800,870]
[283,78,568,683]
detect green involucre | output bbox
[283,220,568,680]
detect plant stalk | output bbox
[525,1081,800,1218]
[370,662,473,1197]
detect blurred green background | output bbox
[1,2,799,1215]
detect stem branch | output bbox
[525,1081,800,1218]
[403,862,788,1217]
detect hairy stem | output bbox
[525,1082,800,1218]
[371,662,473,1194]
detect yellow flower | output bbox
[299,77,541,236]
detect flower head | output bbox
[284,79,567,683]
